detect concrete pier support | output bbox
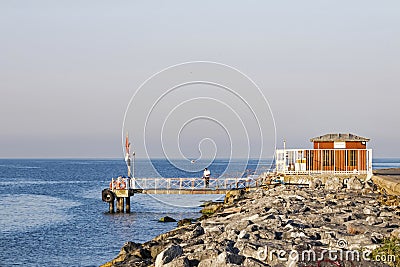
[116,197,124,213]
[125,197,130,213]
[109,201,115,213]
[116,197,121,212]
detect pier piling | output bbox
[109,201,114,213]
[125,197,130,213]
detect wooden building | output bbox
[275,133,372,176]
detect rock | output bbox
[245,214,260,221]
[366,216,383,225]
[225,189,245,205]
[363,206,378,216]
[240,243,260,258]
[201,203,223,214]
[347,176,364,190]
[197,259,214,267]
[379,211,392,217]
[120,241,142,255]
[155,245,183,267]
[371,232,384,243]
[390,228,400,239]
[346,223,367,235]
[164,256,190,267]
[325,177,342,191]
[204,225,224,234]
[104,176,400,267]
[216,251,245,265]
[177,218,193,227]
[191,225,205,238]
[243,257,269,266]
[309,178,322,189]
[238,230,250,239]
[159,216,177,222]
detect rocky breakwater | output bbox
[102,177,400,267]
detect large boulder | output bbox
[155,245,183,267]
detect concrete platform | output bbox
[373,168,400,175]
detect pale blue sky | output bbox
[0,1,399,158]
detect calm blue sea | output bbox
[0,158,271,267]
[0,158,398,267]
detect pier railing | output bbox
[125,177,262,192]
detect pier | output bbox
[101,133,265,213]
[101,176,263,213]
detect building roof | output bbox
[310,133,370,142]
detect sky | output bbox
[0,1,399,158]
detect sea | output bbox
[0,158,399,267]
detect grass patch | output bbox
[370,237,400,266]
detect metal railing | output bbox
[125,177,263,191]
[275,148,373,175]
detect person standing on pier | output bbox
[203,168,211,188]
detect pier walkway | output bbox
[102,176,264,213]
[112,176,263,195]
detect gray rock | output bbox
[347,176,364,190]
[155,245,183,267]
[363,206,379,216]
[379,211,392,217]
[309,178,322,189]
[242,257,270,266]
[191,225,205,238]
[324,177,342,191]
[164,256,190,267]
[366,216,383,225]
[216,251,245,265]
[391,228,400,239]
[238,230,250,239]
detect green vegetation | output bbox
[371,237,400,267]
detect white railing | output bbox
[275,148,373,175]
[126,177,262,191]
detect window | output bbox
[348,150,357,166]
[323,150,333,166]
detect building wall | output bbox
[345,142,367,149]
[313,141,366,149]
[307,148,367,172]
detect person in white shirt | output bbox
[203,168,211,188]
